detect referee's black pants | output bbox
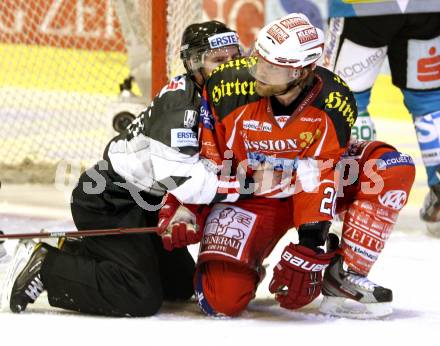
[40,163,195,317]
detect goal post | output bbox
[152,0,168,96]
[0,0,203,184]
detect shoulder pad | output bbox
[205,57,261,120]
[142,74,200,155]
[157,74,196,100]
[313,66,357,147]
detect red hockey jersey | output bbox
[200,58,357,225]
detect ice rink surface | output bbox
[1,115,439,344]
[1,215,439,345]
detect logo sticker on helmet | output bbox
[208,32,239,49]
[267,24,290,44]
[296,27,318,44]
[280,17,309,30]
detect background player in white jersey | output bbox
[321,0,440,235]
[2,21,243,317]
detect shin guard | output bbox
[340,200,398,276]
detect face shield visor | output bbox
[248,47,303,85]
[187,45,241,75]
[184,31,241,76]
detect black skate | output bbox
[1,240,49,313]
[420,183,440,236]
[319,255,392,319]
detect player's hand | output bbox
[157,194,209,251]
[269,243,335,310]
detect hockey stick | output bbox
[0,227,159,241]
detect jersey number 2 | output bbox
[320,186,336,216]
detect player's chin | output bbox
[255,81,285,97]
[255,83,273,97]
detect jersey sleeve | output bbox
[293,161,337,227]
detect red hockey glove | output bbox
[269,243,335,310]
[157,194,210,251]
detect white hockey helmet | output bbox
[249,13,324,84]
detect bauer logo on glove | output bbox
[269,243,335,310]
[281,249,330,272]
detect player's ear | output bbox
[301,65,315,79]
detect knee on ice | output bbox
[121,290,163,317]
[195,262,256,317]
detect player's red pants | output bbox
[195,197,293,316]
[196,261,257,316]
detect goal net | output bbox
[0,0,203,183]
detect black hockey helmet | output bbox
[180,21,240,78]
[180,20,238,60]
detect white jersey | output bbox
[329,0,440,17]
